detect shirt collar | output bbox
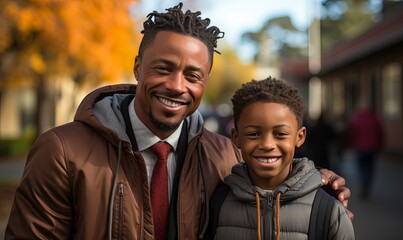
[128,98,182,151]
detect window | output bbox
[382,63,401,119]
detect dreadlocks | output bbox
[138,2,224,62]
[231,77,305,128]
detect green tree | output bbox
[240,0,379,63]
[320,0,378,52]
[242,15,308,63]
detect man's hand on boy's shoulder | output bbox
[319,168,355,221]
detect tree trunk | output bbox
[35,77,55,138]
[35,78,44,139]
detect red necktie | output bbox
[150,142,172,240]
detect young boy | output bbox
[209,77,355,240]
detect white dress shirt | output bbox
[128,98,182,202]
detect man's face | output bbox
[231,102,306,190]
[133,31,211,139]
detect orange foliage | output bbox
[0,0,140,88]
[206,46,255,104]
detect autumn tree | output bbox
[206,46,255,105]
[0,0,139,136]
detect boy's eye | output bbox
[245,132,260,137]
[275,131,288,138]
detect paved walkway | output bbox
[1,153,402,239]
[0,157,25,182]
[0,157,25,239]
[336,151,403,239]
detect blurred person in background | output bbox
[5,2,352,239]
[307,112,335,170]
[347,98,384,199]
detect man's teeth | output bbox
[159,97,181,107]
[257,157,278,163]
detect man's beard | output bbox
[149,111,181,132]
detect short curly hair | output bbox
[231,77,305,128]
[138,2,224,67]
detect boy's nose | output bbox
[261,135,276,149]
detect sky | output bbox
[131,0,316,62]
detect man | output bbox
[5,3,351,239]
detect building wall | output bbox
[320,41,403,154]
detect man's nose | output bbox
[167,72,186,93]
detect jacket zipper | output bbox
[200,191,205,205]
[265,193,275,239]
[118,183,124,240]
[198,191,206,234]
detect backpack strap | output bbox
[308,187,335,240]
[207,181,230,239]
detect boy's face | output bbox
[231,102,306,190]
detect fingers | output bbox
[331,174,346,191]
[319,168,354,221]
[319,167,351,202]
[319,168,346,191]
[336,186,354,221]
[338,186,351,205]
[319,168,331,185]
[345,208,355,221]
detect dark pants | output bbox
[356,150,376,197]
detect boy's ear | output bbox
[231,128,241,148]
[296,126,306,148]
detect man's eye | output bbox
[154,66,170,73]
[185,73,202,82]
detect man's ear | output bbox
[231,128,241,148]
[133,56,140,80]
[296,126,306,148]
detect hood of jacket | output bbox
[73,84,205,146]
[225,158,322,204]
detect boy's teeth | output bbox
[257,157,278,163]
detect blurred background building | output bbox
[318,1,403,155]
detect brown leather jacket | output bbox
[5,84,240,240]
